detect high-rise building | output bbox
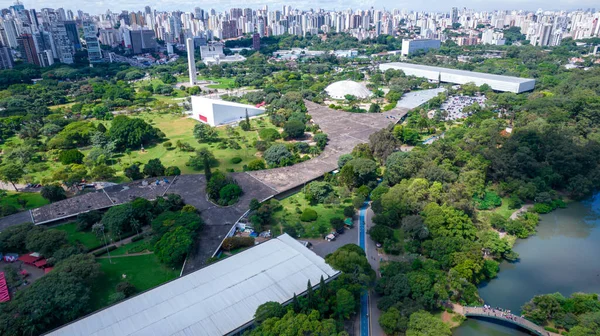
[401,38,441,56]
[0,42,14,69]
[186,38,196,85]
[83,21,102,63]
[37,49,54,67]
[451,7,459,23]
[252,32,260,50]
[126,28,158,54]
[17,33,39,66]
[50,22,75,64]
[64,21,81,50]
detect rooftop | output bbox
[381,62,534,84]
[46,234,339,336]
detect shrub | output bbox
[353,195,366,209]
[258,128,280,141]
[533,203,553,214]
[221,236,255,251]
[93,245,117,257]
[475,191,502,210]
[230,157,242,164]
[343,206,355,218]
[165,166,181,176]
[245,159,265,172]
[163,141,173,148]
[507,195,523,210]
[283,120,306,139]
[115,281,136,297]
[58,149,84,165]
[219,183,243,205]
[300,208,318,222]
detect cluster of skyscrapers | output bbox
[0,1,102,69]
[1,2,600,70]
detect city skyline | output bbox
[18,0,600,14]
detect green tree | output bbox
[335,288,355,319]
[0,222,34,252]
[108,116,159,150]
[264,144,293,167]
[124,164,144,180]
[40,184,67,203]
[254,301,286,324]
[0,163,24,191]
[369,225,394,243]
[406,310,451,336]
[154,226,193,266]
[165,166,181,176]
[283,119,306,139]
[143,158,165,177]
[25,229,68,257]
[379,308,408,335]
[193,123,218,143]
[58,149,84,165]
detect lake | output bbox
[454,193,600,335]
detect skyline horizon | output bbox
[9,0,599,16]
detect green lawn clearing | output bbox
[273,190,350,238]
[110,239,152,256]
[90,254,180,310]
[0,191,49,211]
[53,222,104,251]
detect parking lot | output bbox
[303,223,359,258]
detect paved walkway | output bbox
[460,306,559,336]
[510,204,534,220]
[96,252,153,259]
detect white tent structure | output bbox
[325,80,372,99]
[47,234,339,336]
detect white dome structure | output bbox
[325,80,373,100]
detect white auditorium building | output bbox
[190,96,265,126]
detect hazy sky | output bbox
[16,0,598,14]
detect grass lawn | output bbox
[110,239,152,256]
[0,191,49,211]
[273,190,350,238]
[18,112,285,184]
[488,197,514,219]
[90,254,180,310]
[53,222,104,251]
[205,77,236,89]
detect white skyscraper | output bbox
[186,38,196,85]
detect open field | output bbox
[5,112,284,185]
[53,222,104,251]
[272,189,351,238]
[90,254,180,310]
[0,191,49,211]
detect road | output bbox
[358,203,369,336]
[362,205,386,336]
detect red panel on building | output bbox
[198,115,208,122]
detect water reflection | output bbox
[454,193,600,336]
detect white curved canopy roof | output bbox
[325,80,372,99]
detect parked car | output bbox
[325,233,336,241]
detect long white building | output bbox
[47,234,339,336]
[379,62,536,93]
[191,96,265,126]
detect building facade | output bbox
[401,39,441,56]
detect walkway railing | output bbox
[462,307,554,336]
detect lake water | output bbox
[454,193,600,335]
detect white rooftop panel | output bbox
[46,234,339,336]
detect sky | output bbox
[15,0,599,14]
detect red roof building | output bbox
[18,253,42,265]
[0,272,10,302]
